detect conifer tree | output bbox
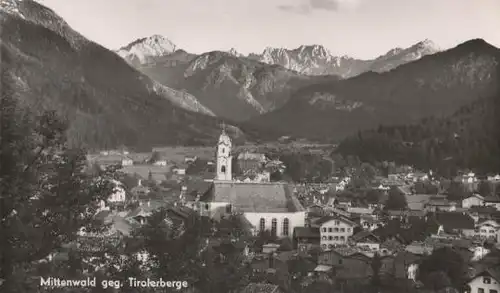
[0,79,115,292]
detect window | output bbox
[225,204,232,213]
[484,277,491,284]
[322,244,327,249]
[340,236,345,241]
[328,244,333,249]
[338,259,343,265]
[271,218,277,236]
[222,147,225,154]
[322,227,327,232]
[282,218,289,236]
[328,228,333,232]
[329,236,333,240]
[489,230,495,233]
[490,290,498,293]
[347,228,351,232]
[259,218,265,231]
[221,165,226,174]
[205,204,209,210]
[335,221,340,225]
[322,236,327,240]
[340,228,345,232]
[478,289,484,293]
[334,236,339,240]
[334,228,339,232]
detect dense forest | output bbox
[335,91,500,177]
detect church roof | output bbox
[200,181,305,213]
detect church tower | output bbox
[216,126,232,181]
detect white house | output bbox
[108,180,126,203]
[475,220,500,241]
[484,196,500,211]
[317,215,357,250]
[466,268,500,293]
[462,194,485,209]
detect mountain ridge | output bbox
[0,0,256,151]
[248,38,500,142]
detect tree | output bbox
[447,181,469,200]
[0,90,115,291]
[477,180,493,197]
[417,247,469,290]
[370,252,382,290]
[385,187,408,210]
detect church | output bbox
[192,129,306,239]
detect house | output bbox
[318,248,373,280]
[405,242,434,255]
[487,174,500,183]
[463,194,486,209]
[393,251,422,281]
[172,163,188,175]
[347,207,374,217]
[387,210,427,220]
[240,283,283,293]
[484,196,500,211]
[425,197,458,212]
[434,212,476,237]
[92,152,133,167]
[359,215,383,231]
[184,156,198,164]
[317,216,357,250]
[466,267,500,293]
[475,220,500,241]
[237,152,266,173]
[306,204,327,217]
[351,231,382,251]
[293,227,320,253]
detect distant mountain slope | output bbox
[118,38,339,121]
[247,40,440,78]
[0,0,244,150]
[335,89,500,176]
[248,39,500,142]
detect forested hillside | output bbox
[335,90,500,176]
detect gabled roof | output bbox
[316,215,357,227]
[352,230,380,243]
[200,181,304,213]
[484,196,500,203]
[435,212,475,230]
[294,227,320,238]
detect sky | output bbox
[38,0,500,59]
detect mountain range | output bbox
[0,0,251,150]
[117,36,441,121]
[2,0,499,151]
[249,39,500,142]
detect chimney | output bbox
[147,200,151,207]
[138,179,142,187]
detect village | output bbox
[62,129,500,293]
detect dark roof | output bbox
[200,181,304,213]
[435,212,475,230]
[469,206,498,214]
[351,230,380,242]
[473,266,500,283]
[484,196,500,203]
[294,227,320,238]
[387,210,427,217]
[315,215,357,227]
[240,283,280,293]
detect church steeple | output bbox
[216,124,232,181]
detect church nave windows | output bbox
[282,218,290,236]
[259,218,265,232]
[271,218,277,236]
